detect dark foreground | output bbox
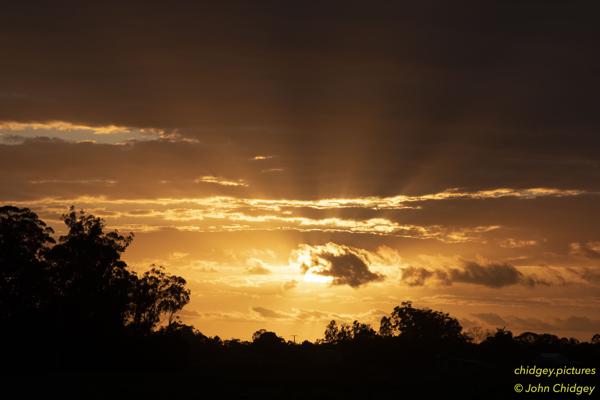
[4,334,599,400]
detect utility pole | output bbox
[290,334,298,344]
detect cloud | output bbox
[451,262,528,288]
[290,243,384,288]
[28,179,118,186]
[5,194,507,241]
[194,175,248,187]
[570,242,600,259]
[261,168,284,173]
[401,261,550,288]
[246,258,272,275]
[282,280,298,291]
[0,120,135,134]
[497,238,539,249]
[556,316,600,332]
[235,306,387,324]
[400,266,435,286]
[251,306,288,319]
[178,308,201,317]
[227,188,585,211]
[472,313,508,326]
[0,120,165,144]
[569,268,600,284]
[194,311,262,323]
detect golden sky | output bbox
[2,2,600,341]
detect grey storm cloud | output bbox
[401,261,549,288]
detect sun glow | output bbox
[288,245,335,284]
[303,271,334,284]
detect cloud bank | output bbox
[401,261,550,288]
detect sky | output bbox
[2,1,600,341]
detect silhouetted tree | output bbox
[465,326,492,344]
[379,316,392,337]
[45,207,136,336]
[322,320,376,343]
[481,328,514,348]
[323,320,350,343]
[351,320,377,341]
[383,301,466,343]
[128,265,191,334]
[156,321,206,342]
[0,206,56,323]
[252,329,285,348]
[515,331,539,345]
[1,205,192,345]
[592,333,600,345]
[323,320,340,343]
[562,337,580,346]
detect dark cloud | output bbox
[296,243,384,288]
[400,266,434,287]
[318,252,384,288]
[401,261,549,288]
[453,262,530,288]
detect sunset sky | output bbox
[2,1,600,341]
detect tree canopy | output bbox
[0,206,191,338]
[379,301,466,343]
